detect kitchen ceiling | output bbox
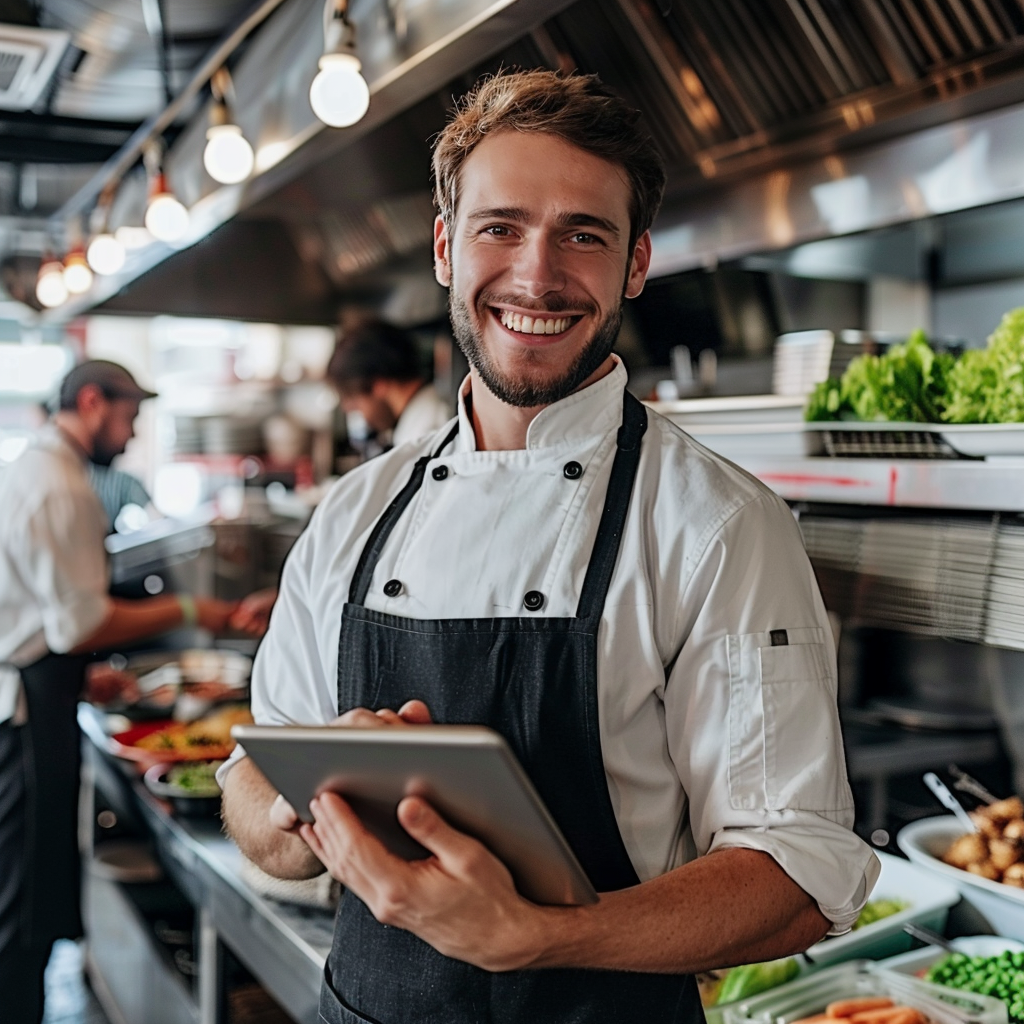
[4,0,1024,321]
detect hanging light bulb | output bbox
[203,69,254,184]
[36,256,68,308]
[115,225,153,250]
[145,172,189,242]
[63,247,94,294]
[309,0,369,128]
[87,232,126,275]
[204,123,254,184]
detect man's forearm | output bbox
[524,847,830,974]
[71,597,183,652]
[221,756,324,880]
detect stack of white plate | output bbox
[985,523,1024,650]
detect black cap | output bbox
[59,359,158,411]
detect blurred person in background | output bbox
[230,323,454,637]
[0,359,238,1024]
[327,319,452,449]
[88,462,154,533]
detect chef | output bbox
[221,70,878,1024]
[328,318,452,449]
[0,359,237,1024]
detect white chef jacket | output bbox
[226,358,877,933]
[391,382,452,448]
[0,425,112,725]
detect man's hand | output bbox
[229,588,278,636]
[83,662,141,705]
[268,700,434,837]
[195,597,240,633]
[300,791,544,972]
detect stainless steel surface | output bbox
[80,705,334,1024]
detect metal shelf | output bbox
[729,456,1024,512]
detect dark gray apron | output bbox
[0,652,88,955]
[319,391,705,1024]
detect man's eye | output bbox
[570,233,601,245]
[483,225,511,237]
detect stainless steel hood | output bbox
[55,0,1024,323]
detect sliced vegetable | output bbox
[826,997,895,1017]
[926,950,1024,1024]
[851,899,909,930]
[715,957,800,1005]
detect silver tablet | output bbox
[232,723,599,907]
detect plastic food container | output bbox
[881,936,1024,977]
[898,817,1024,941]
[804,851,961,966]
[722,960,1007,1024]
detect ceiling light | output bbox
[145,172,189,242]
[87,232,127,275]
[309,1,369,128]
[204,123,254,184]
[63,248,94,294]
[36,257,68,308]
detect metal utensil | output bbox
[924,772,978,833]
[903,922,957,954]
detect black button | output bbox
[383,579,403,597]
[432,465,448,481]
[563,461,583,480]
[523,591,544,611]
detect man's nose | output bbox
[511,235,565,298]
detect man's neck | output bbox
[52,412,94,459]
[468,356,617,452]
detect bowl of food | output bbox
[898,801,1024,940]
[804,851,960,966]
[144,761,224,817]
[109,705,253,770]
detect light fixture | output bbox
[87,232,126,275]
[203,68,254,184]
[63,246,94,294]
[115,225,153,250]
[36,256,68,308]
[309,0,369,128]
[145,172,190,243]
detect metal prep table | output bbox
[78,704,334,1024]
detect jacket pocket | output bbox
[319,978,383,1024]
[729,628,849,813]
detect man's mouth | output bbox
[494,308,581,337]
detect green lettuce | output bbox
[943,307,1024,423]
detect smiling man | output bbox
[221,70,877,1024]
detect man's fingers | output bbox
[398,700,432,724]
[332,707,387,728]
[396,797,484,873]
[269,793,299,831]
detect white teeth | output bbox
[497,310,572,335]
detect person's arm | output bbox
[71,595,238,653]
[301,790,826,972]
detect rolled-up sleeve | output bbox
[17,490,111,654]
[666,493,878,934]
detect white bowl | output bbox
[898,816,1024,939]
[804,850,960,966]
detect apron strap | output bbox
[348,421,460,606]
[574,391,648,625]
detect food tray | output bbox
[898,817,1024,940]
[804,851,960,966]
[109,720,235,768]
[722,960,1007,1024]
[881,936,1024,976]
[804,423,1024,459]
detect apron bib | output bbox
[320,391,704,1024]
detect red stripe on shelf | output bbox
[888,466,898,505]
[758,473,873,488]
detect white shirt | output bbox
[391,383,452,448]
[228,359,877,933]
[0,425,112,725]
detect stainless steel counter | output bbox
[78,705,334,1024]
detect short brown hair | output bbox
[432,69,666,250]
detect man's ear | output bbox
[433,215,451,287]
[76,383,106,418]
[624,230,653,300]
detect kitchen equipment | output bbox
[803,851,959,966]
[144,762,223,818]
[924,772,980,833]
[898,816,1024,940]
[902,923,956,953]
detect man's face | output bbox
[340,389,397,436]
[434,131,651,408]
[91,397,140,467]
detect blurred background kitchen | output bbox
[6,0,1024,1022]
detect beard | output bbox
[449,289,623,408]
[89,442,119,467]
